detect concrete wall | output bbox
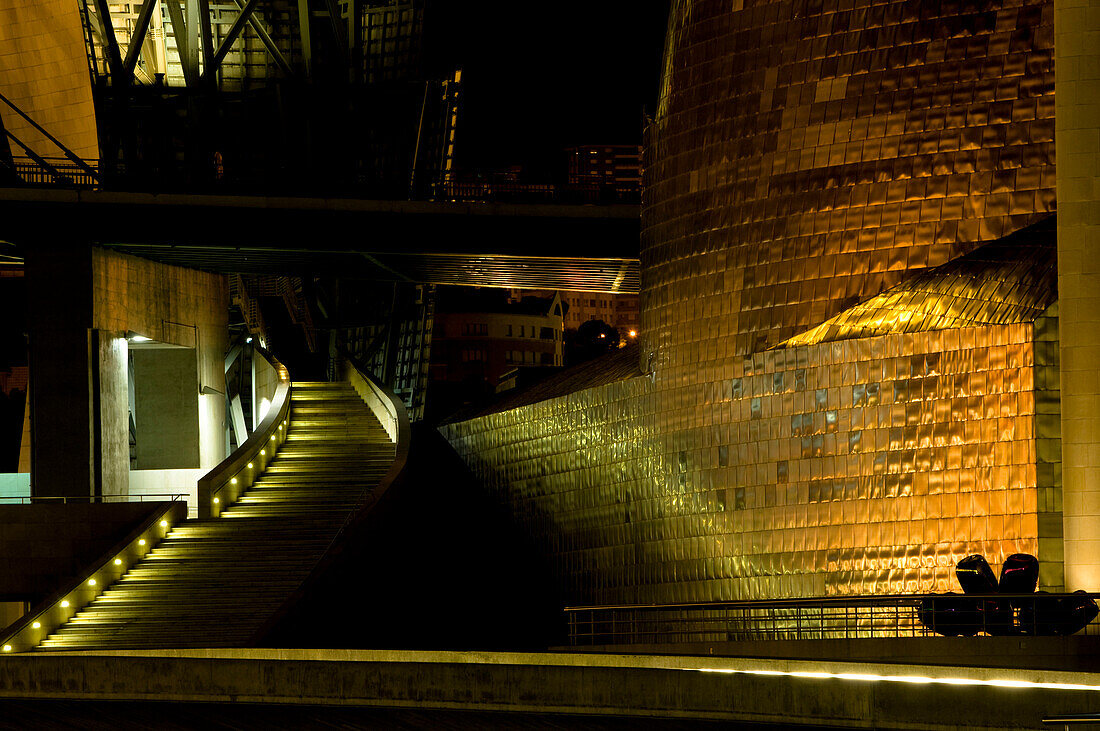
[128,469,204,518]
[1,649,1099,729]
[26,246,227,498]
[133,349,200,470]
[90,248,228,473]
[98,333,128,497]
[0,502,162,603]
[253,354,278,427]
[1057,0,1100,592]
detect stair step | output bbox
[31,379,395,651]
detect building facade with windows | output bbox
[440,0,1076,606]
[429,291,564,395]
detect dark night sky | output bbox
[426,2,671,178]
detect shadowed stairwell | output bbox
[34,382,394,650]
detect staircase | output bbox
[35,382,394,650]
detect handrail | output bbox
[0,493,186,505]
[564,593,1100,612]
[0,498,186,653]
[566,593,1100,645]
[248,353,410,643]
[197,346,290,519]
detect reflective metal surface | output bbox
[441,0,1061,605]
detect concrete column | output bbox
[26,244,95,499]
[1057,0,1100,591]
[27,245,228,499]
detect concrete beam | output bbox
[1,649,1100,728]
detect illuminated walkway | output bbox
[34,382,394,650]
[1,648,1098,728]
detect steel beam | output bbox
[0,91,99,179]
[298,0,313,75]
[234,0,293,76]
[91,0,124,80]
[186,0,201,83]
[198,0,215,80]
[164,0,197,86]
[122,0,159,78]
[205,0,260,78]
[4,131,69,184]
[323,0,349,65]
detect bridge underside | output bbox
[0,189,640,293]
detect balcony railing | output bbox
[566,593,1100,646]
[1,156,641,204]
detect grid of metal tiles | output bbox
[643,0,1055,361]
[443,315,1059,603]
[777,218,1056,347]
[442,0,1063,605]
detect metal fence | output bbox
[2,156,642,204]
[566,593,1100,645]
[7,158,101,187]
[0,493,186,505]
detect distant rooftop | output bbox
[445,342,643,422]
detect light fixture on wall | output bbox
[127,332,152,343]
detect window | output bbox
[507,324,513,336]
[461,348,486,362]
[539,327,554,340]
[462,323,488,336]
[540,352,552,365]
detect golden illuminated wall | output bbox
[443,0,1064,604]
[644,0,1054,361]
[0,0,99,160]
[444,311,1057,602]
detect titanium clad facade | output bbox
[0,0,99,160]
[441,0,1064,604]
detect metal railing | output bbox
[0,156,642,205]
[566,594,1100,645]
[0,499,187,653]
[0,493,185,505]
[434,179,640,205]
[198,346,290,519]
[4,158,101,187]
[247,352,410,643]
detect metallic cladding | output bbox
[0,0,99,160]
[441,0,1063,603]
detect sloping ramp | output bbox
[34,382,393,650]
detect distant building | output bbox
[430,290,564,393]
[565,145,642,198]
[510,289,640,340]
